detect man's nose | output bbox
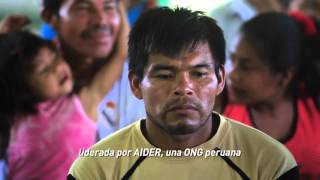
[92,6,107,25]
[173,73,194,96]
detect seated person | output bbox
[68,7,298,180]
[221,12,320,178]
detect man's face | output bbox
[55,0,120,59]
[130,43,225,135]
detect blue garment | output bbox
[128,2,147,26]
[0,159,7,180]
[40,23,57,40]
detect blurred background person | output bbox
[40,0,146,139]
[210,0,286,72]
[290,0,320,20]
[0,30,94,180]
[219,12,320,179]
[0,0,135,179]
[0,2,128,178]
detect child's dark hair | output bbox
[0,31,56,158]
[128,7,226,83]
[240,12,320,106]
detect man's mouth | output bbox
[82,27,112,40]
[167,104,198,113]
[89,31,111,39]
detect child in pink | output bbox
[0,7,128,178]
[8,95,96,179]
[0,31,96,180]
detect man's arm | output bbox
[79,2,129,121]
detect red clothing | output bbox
[223,97,320,179]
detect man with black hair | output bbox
[41,0,145,138]
[68,7,298,180]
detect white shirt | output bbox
[211,0,257,72]
[96,62,146,139]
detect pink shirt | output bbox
[8,95,96,180]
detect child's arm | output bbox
[0,14,30,34]
[79,2,129,121]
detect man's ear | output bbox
[129,71,143,99]
[217,65,226,95]
[41,9,59,30]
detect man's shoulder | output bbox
[68,120,141,179]
[94,120,140,150]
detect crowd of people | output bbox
[0,0,319,179]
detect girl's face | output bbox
[227,36,285,105]
[28,47,73,100]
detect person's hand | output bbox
[114,1,129,61]
[0,14,30,34]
